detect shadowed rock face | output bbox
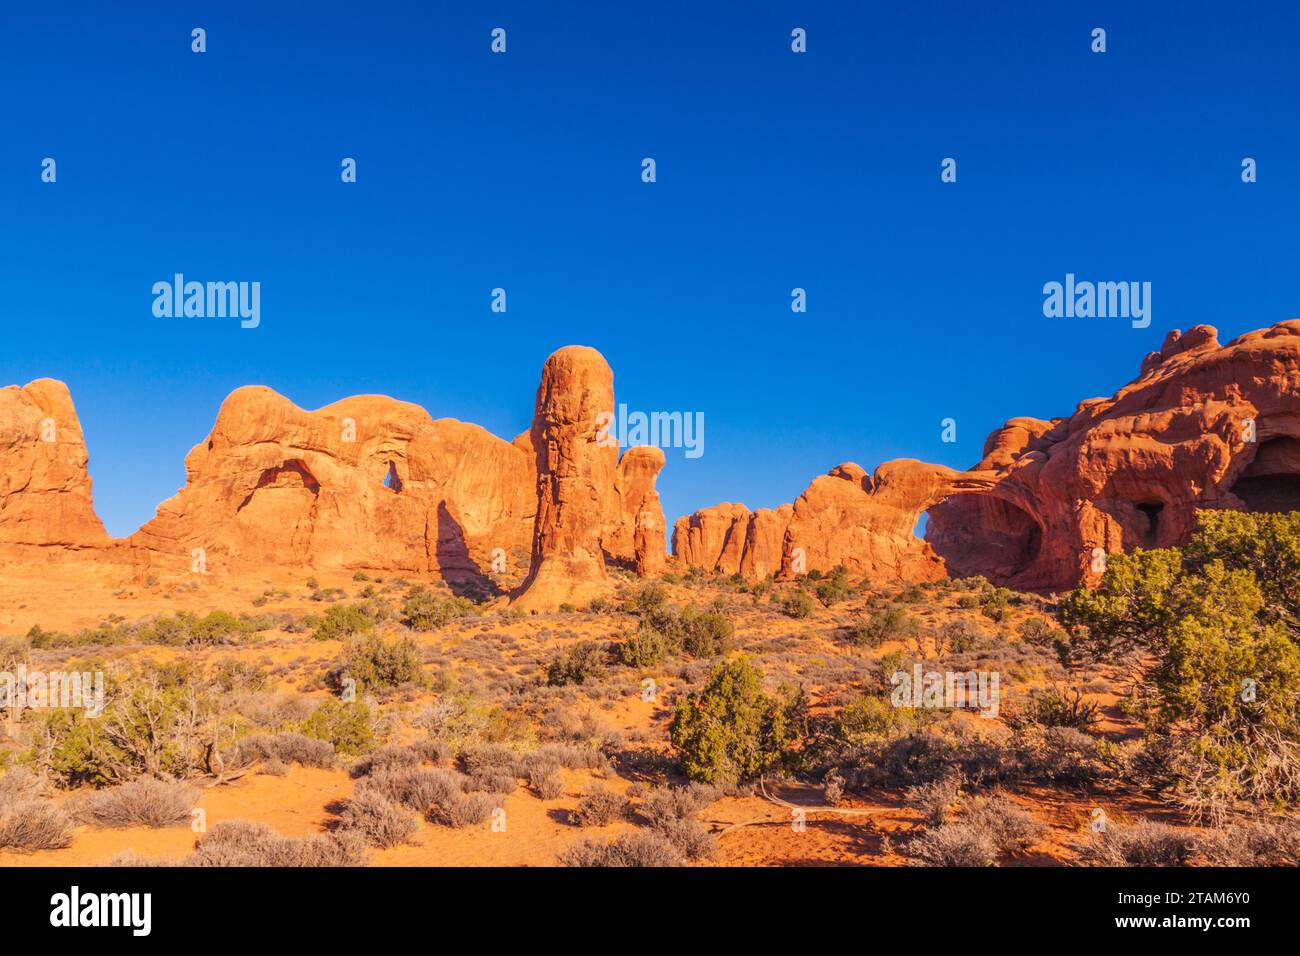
[672,501,752,577]
[675,320,1300,593]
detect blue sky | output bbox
[2,1,1298,539]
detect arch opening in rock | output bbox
[236,459,321,513]
[384,461,403,493]
[1230,437,1300,514]
[924,493,1042,585]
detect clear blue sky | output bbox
[2,2,1297,538]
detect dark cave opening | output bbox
[1232,473,1300,513]
[1135,501,1164,543]
[1230,437,1300,514]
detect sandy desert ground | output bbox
[0,559,1210,868]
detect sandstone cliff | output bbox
[672,462,991,584]
[928,321,1300,591]
[126,387,537,581]
[674,320,1300,594]
[9,321,1300,600]
[0,348,668,604]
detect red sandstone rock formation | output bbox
[778,460,996,581]
[127,387,537,580]
[740,504,793,580]
[672,462,992,583]
[510,347,669,608]
[928,321,1300,591]
[9,323,1300,598]
[0,346,666,599]
[0,379,110,554]
[613,445,667,576]
[609,445,666,566]
[513,346,619,609]
[675,321,1300,594]
[634,490,668,576]
[672,502,752,576]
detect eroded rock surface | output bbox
[11,322,1300,598]
[673,462,991,584]
[675,321,1300,593]
[127,387,536,581]
[512,346,619,609]
[0,347,666,604]
[929,321,1300,591]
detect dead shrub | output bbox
[0,768,46,809]
[844,719,1019,791]
[823,769,846,806]
[1015,726,1105,785]
[101,850,182,867]
[1080,821,1198,867]
[233,732,336,769]
[1198,818,1300,866]
[656,817,717,861]
[189,820,368,866]
[77,777,197,829]
[528,743,605,772]
[533,770,564,801]
[963,795,1044,851]
[351,744,422,777]
[559,830,683,867]
[428,791,495,828]
[469,771,518,796]
[358,767,464,814]
[411,739,452,765]
[337,790,420,848]
[521,751,560,776]
[637,783,717,861]
[571,785,630,827]
[1005,684,1100,731]
[910,823,998,867]
[461,744,522,778]
[906,775,962,827]
[0,800,74,852]
[640,784,715,829]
